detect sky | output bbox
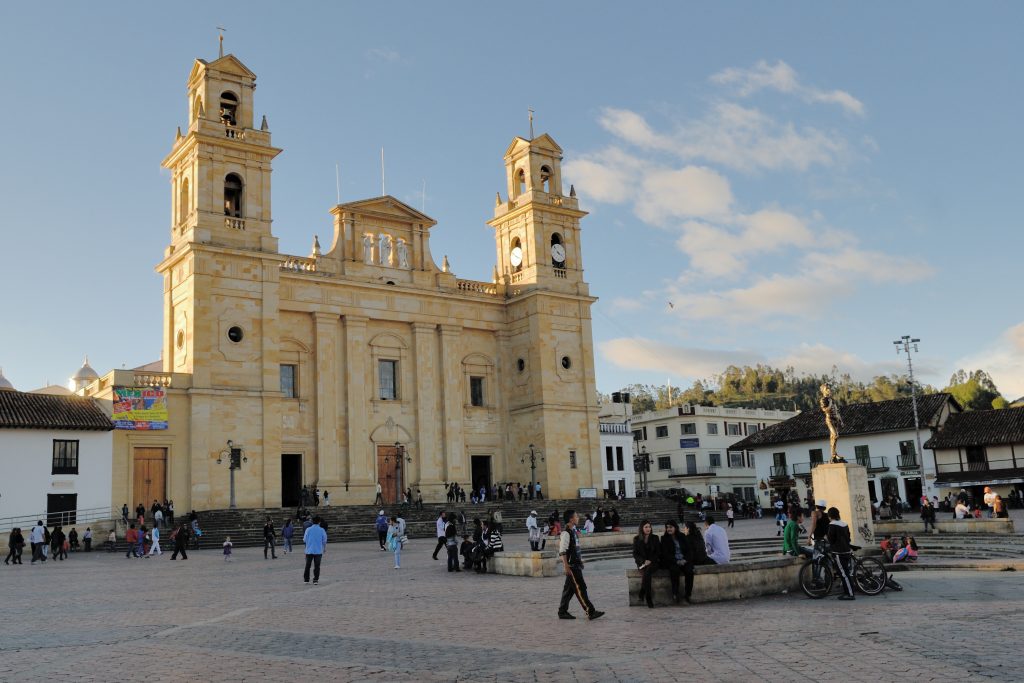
[0,2,1022,399]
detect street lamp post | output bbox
[216,440,247,509]
[521,444,544,500]
[894,335,925,480]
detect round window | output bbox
[517,358,526,373]
[227,326,244,343]
[176,330,185,349]
[561,356,572,369]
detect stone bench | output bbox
[874,518,1015,535]
[625,557,803,606]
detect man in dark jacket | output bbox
[826,507,854,600]
[263,519,278,559]
[170,523,189,560]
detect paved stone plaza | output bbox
[2,527,1022,683]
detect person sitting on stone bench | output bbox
[632,520,660,609]
[782,508,812,559]
[660,520,688,604]
[703,515,731,564]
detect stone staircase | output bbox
[112,497,682,552]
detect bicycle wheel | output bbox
[853,556,887,595]
[799,559,834,599]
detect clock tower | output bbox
[489,134,587,295]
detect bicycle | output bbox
[799,545,887,598]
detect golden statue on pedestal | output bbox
[820,383,846,463]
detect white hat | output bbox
[530,510,537,515]
[379,510,384,515]
[815,499,826,508]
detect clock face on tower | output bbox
[510,246,523,268]
[551,243,566,266]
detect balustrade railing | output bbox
[225,217,245,230]
[456,279,497,295]
[280,256,318,273]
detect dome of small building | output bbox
[0,367,14,391]
[70,356,100,392]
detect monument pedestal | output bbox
[811,463,875,547]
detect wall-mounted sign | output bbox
[679,438,700,449]
[112,386,168,430]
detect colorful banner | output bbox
[112,386,169,430]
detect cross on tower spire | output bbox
[528,107,535,140]
[217,26,225,58]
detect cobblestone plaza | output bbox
[2,530,1021,682]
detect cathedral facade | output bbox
[90,53,603,510]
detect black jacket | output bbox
[683,531,710,564]
[826,520,852,553]
[660,532,686,566]
[632,534,660,569]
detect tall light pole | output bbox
[216,440,247,509]
[894,335,925,479]
[521,444,544,500]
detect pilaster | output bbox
[344,315,371,487]
[314,312,341,486]
[413,322,440,488]
[439,324,465,481]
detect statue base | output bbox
[811,462,875,547]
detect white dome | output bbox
[0,367,13,391]
[73,357,99,382]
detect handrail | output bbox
[0,505,119,532]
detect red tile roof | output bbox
[0,390,113,431]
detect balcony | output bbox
[769,465,789,479]
[669,467,717,478]
[934,458,1024,484]
[897,453,919,470]
[855,456,888,472]
[792,463,813,477]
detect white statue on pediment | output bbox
[379,233,392,266]
[362,233,374,264]
[396,238,410,269]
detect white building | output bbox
[632,404,797,501]
[925,405,1024,504]
[731,393,959,509]
[0,389,114,525]
[598,392,636,498]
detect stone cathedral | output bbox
[91,52,603,511]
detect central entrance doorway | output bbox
[132,447,167,508]
[471,455,492,496]
[281,454,302,507]
[376,445,402,505]
[47,493,78,526]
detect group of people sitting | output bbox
[580,507,621,534]
[631,516,731,607]
[880,535,919,563]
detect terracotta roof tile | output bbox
[924,406,1024,448]
[0,390,113,431]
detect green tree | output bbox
[944,369,1005,411]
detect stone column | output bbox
[438,324,465,483]
[344,315,371,491]
[811,463,875,547]
[314,312,340,487]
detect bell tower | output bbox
[489,134,588,295]
[161,54,281,253]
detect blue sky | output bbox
[1,2,1022,398]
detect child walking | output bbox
[223,536,233,562]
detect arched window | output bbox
[224,174,243,217]
[219,91,238,126]
[516,168,526,197]
[540,165,552,193]
[510,236,523,273]
[179,178,190,224]
[192,95,204,122]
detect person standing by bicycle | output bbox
[826,507,855,601]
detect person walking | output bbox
[526,510,542,551]
[167,500,175,526]
[282,518,295,554]
[632,520,660,608]
[387,517,403,569]
[154,507,164,530]
[921,499,937,533]
[170,523,189,560]
[5,527,25,565]
[263,518,278,560]
[556,510,604,621]
[374,482,384,506]
[83,528,93,552]
[121,504,130,528]
[125,524,139,559]
[826,507,855,601]
[106,529,116,552]
[51,525,67,561]
[29,520,45,564]
[135,526,147,559]
[303,516,327,585]
[375,510,390,551]
[223,536,233,562]
[323,490,330,507]
[432,511,448,560]
[726,504,735,529]
[147,525,163,557]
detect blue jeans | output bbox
[283,537,292,553]
[447,544,459,571]
[393,544,401,567]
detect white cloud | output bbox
[711,60,865,117]
[635,166,733,224]
[601,338,904,386]
[365,47,401,63]
[596,104,849,173]
[954,322,1024,399]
